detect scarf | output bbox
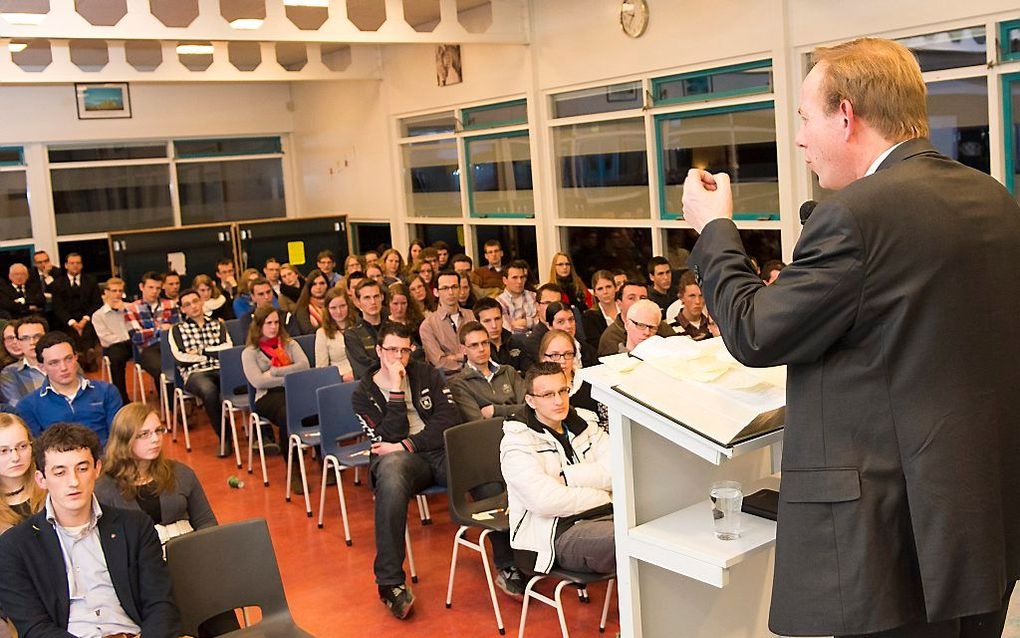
[259,337,292,367]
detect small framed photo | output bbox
[436,44,462,87]
[75,83,132,120]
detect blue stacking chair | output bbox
[284,366,341,516]
[159,331,196,452]
[314,382,372,546]
[294,334,316,366]
[224,318,245,346]
[246,382,271,487]
[217,346,249,468]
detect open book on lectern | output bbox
[601,336,786,448]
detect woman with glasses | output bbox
[0,322,21,370]
[315,288,355,381]
[546,252,592,311]
[95,402,239,637]
[544,302,597,368]
[293,269,330,336]
[538,329,604,425]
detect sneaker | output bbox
[495,566,526,599]
[378,584,415,619]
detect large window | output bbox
[927,77,989,174]
[475,225,538,281]
[564,226,653,284]
[658,104,779,220]
[51,163,175,234]
[402,140,461,218]
[0,147,32,241]
[652,61,773,106]
[177,157,286,224]
[465,132,534,217]
[554,118,649,219]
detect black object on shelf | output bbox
[741,488,779,521]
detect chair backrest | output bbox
[165,518,295,636]
[224,318,245,346]
[158,330,182,387]
[316,381,363,457]
[444,418,507,521]
[294,334,316,367]
[284,366,341,433]
[238,312,253,342]
[218,345,248,402]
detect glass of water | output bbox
[710,480,743,540]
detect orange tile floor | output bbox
[156,392,620,638]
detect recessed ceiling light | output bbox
[8,42,28,53]
[283,0,329,7]
[229,18,264,29]
[1,12,47,25]
[177,44,214,55]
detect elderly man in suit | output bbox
[682,38,1020,638]
[0,264,45,320]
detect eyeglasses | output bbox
[528,387,571,400]
[543,351,576,361]
[0,441,30,458]
[18,334,43,343]
[436,285,458,292]
[380,345,415,356]
[135,427,169,441]
[629,318,658,333]
[3,335,18,342]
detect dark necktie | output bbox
[16,285,24,296]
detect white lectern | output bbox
[584,363,783,638]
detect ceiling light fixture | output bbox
[177,43,214,55]
[8,42,28,52]
[1,12,46,25]
[229,18,264,29]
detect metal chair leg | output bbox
[599,579,615,633]
[405,528,418,584]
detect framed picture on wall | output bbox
[436,45,462,87]
[74,83,132,120]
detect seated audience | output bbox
[263,258,283,298]
[433,241,450,270]
[17,332,123,444]
[611,269,628,290]
[50,253,102,369]
[91,278,132,404]
[161,271,182,305]
[582,270,619,355]
[318,250,342,287]
[471,240,505,295]
[0,424,181,638]
[448,321,526,422]
[169,288,232,451]
[242,305,309,452]
[0,317,47,406]
[238,278,282,339]
[279,263,305,305]
[293,269,329,335]
[410,259,436,295]
[380,248,405,286]
[0,321,20,370]
[419,271,475,375]
[192,273,234,321]
[0,414,44,535]
[517,284,566,371]
[457,270,477,309]
[126,271,180,385]
[624,299,665,352]
[95,403,240,637]
[230,268,262,318]
[346,279,387,379]
[473,298,525,371]
[451,254,486,302]
[545,302,597,368]
[548,252,592,310]
[345,271,367,299]
[364,250,380,267]
[497,260,537,335]
[407,239,424,265]
[215,258,238,305]
[668,271,718,341]
[538,329,602,419]
[761,259,786,285]
[0,264,44,320]
[315,288,355,382]
[501,362,613,575]
[597,280,673,356]
[29,250,60,301]
[351,322,475,619]
[408,275,434,315]
[646,256,676,312]
[419,247,440,274]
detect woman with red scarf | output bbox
[241,305,309,453]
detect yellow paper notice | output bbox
[287,241,306,266]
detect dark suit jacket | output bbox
[690,139,1020,635]
[0,279,45,319]
[50,273,102,326]
[28,267,62,295]
[0,505,181,638]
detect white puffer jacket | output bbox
[500,407,612,573]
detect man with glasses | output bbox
[0,316,48,406]
[623,300,664,353]
[517,284,564,371]
[419,270,475,375]
[448,321,526,422]
[316,250,342,287]
[352,322,460,620]
[500,361,614,576]
[596,280,673,356]
[345,279,387,379]
[16,332,122,444]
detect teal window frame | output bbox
[464,130,535,219]
[1002,72,1020,193]
[655,100,779,221]
[0,147,25,167]
[1000,20,1020,63]
[174,136,282,159]
[651,60,772,107]
[461,99,528,131]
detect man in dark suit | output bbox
[0,263,45,320]
[49,252,103,370]
[0,423,180,638]
[682,38,1020,637]
[29,250,61,300]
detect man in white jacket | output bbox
[500,361,614,575]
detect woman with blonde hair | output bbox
[380,248,405,286]
[192,273,234,321]
[0,414,44,535]
[231,267,262,318]
[547,252,592,310]
[315,287,354,381]
[95,402,238,636]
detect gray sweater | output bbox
[241,340,309,402]
[94,460,217,529]
[447,362,526,422]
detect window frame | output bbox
[650,59,773,108]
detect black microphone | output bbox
[799,200,818,226]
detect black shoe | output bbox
[378,584,414,620]
[262,441,281,456]
[216,441,234,459]
[495,566,526,599]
